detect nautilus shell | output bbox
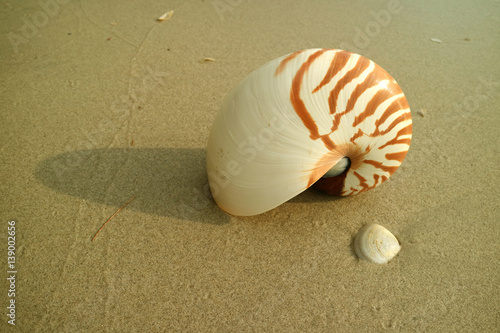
[206,49,412,216]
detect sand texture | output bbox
[1,0,499,331]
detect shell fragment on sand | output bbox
[157,10,173,22]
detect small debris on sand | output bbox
[417,109,427,117]
[200,58,216,63]
[157,10,174,22]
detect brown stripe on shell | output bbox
[328,56,371,117]
[352,80,401,127]
[289,49,336,150]
[371,97,409,136]
[350,128,364,143]
[385,151,408,162]
[274,50,306,77]
[312,51,351,93]
[350,173,382,195]
[353,171,369,190]
[363,159,400,175]
[378,123,412,149]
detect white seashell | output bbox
[206,49,412,216]
[157,10,173,22]
[353,224,401,264]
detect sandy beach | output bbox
[1,0,499,331]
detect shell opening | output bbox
[322,157,351,178]
[313,156,351,196]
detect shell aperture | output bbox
[206,49,412,216]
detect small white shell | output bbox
[353,224,401,264]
